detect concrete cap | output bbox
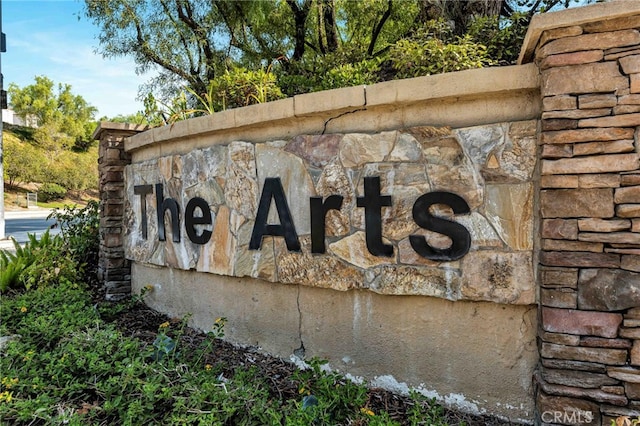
[519,0,640,64]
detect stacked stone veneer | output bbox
[533,13,640,425]
[124,122,536,305]
[95,124,145,301]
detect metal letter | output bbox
[133,184,153,239]
[155,183,180,243]
[249,177,301,251]
[310,195,343,253]
[185,197,212,245]
[410,191,471,261]
[356,176,393,257]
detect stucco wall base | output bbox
[133,263,537,422]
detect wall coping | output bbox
[519,0,640,64]
[92,121,148,140]
[125,63,539,153]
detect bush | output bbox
[47,149,99,191]
[0,231,78,292]
[208,65,286,111]
[38,182,67,202]
[389,30,493,79]
[48,201,100,286]
[0,203,99,293]
[2,136,46,188]
[278,55,381,96]
[466,13,529,65]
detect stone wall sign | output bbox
[124,122,537,305]
[134,178,472,261]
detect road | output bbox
[1,210,60,251]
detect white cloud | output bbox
[4,22,153,118]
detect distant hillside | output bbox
[3,124,99,203]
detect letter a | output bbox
[249,177,301,252]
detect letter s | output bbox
[410,192,471,261]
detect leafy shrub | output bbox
[48,201,100,285]
[0,245,27,292]
[278,53,381,96]
[2,136,46,188]
[156,66,286,123]
[206,65,286,111]
[389,30,494,79]
[45,149,99,191]
[0,231,78,293]
[0,202,98,294]
[38,182,67,202]
[467,13,529,64]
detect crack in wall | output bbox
[321,86,368,135]
[293,285,305,359]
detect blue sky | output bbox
[3,0,149,118]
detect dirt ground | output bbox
[104,292,516,426]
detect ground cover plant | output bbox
[0,206,511,425]
[1,284,481,425]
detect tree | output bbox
[83,0,422,99]
[83,0,585,116]
[3,137,46,188]
[8,76,57,126]
[8,76,98,151]
[85,0,239,99]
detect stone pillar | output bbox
[93,122,147,301]
[527,5,640,424]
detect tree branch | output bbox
[175,0,216,85]
[159,0,196,75]
[367,0,392,57]
[285,0,312,60]
[125,2,195,86]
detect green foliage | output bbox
[38,182,67,202]
[389,30,493,79]
[105,111,153,126]
[0,231,78,293]
[407,391,450,426]
[152,65,286,124]
[2,135,46,188]
[207,65,285,110]
[8,76,97,151]
[4,127,99,192]
[467,13,529,64]
[48,201,100,285]
[290,358,370,424]
[278,52,381,96]
[43,148,99,191]
[0,245,26,292]
[1,275,453,424]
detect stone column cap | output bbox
[92,121,149,140]
[519,1,640,64]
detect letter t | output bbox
[356,176,393,257]
[134,184,153,239]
